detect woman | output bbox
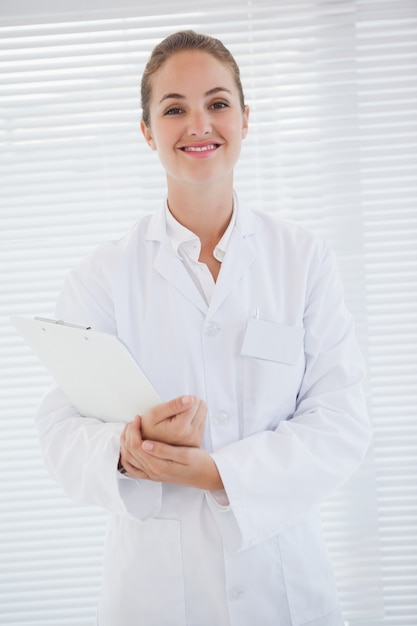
[37,30,372,626]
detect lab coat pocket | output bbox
[100,516,186,626]
[241,319,305,433]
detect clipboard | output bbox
[11,315,161,423]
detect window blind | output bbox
[356,2,417,622]
[1,0,416,624]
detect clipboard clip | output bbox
[34,317,92,331]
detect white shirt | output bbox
[165,201,236,304]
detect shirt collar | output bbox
[165,199,237,263]
[145,192,261,243]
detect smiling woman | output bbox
[3,3,417,625]
[34,29,372,626]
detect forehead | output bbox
[151,50,237,99]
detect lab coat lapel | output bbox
[207,211,259,319]
[153,238,208,314]
[146,207,207,313]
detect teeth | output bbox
[183,144,217,152]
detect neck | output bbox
[166,179,234,246]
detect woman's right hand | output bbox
[140,395,207,448]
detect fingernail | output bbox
[142,441,154,452]
[181,395,192,405]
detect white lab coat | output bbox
[36,200,372,626]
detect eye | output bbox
[210,101,229,110]
[164,107,183,116]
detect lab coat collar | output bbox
[145,195,262,317]
[145,194,260,242]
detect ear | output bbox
[141,119,157,150]
[241,105,250,139]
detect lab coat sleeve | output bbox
[35,257,162,520]
[207,245,372,552]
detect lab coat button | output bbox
[213,410,229,424]
[203,321,219,335]
[229,586,245,601]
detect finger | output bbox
[120,422,129,445]
[123,459,150,480]
[147,395,194,424]
[133,414,142,436]
[120,415,144,464]
[142,440,192,466]
[122,446,154,476]
[168,394,194,414]
[189,398,207,425]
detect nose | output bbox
[187,109,211,136]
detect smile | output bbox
[181,144,220,152]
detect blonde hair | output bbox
[141,30,245,127]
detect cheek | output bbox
[224,116,246,143]
[153,124,176,151]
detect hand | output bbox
[120,414,223,490]
[119,414,153,480]
[119,395,207,480]
[140,395,207,448]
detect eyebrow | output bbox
[159,86,232,105]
